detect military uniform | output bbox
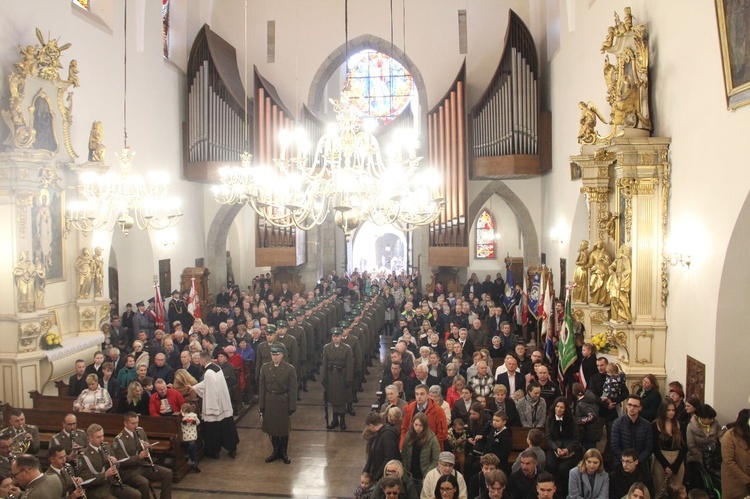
[254,340,288,380]
[76,444,140,499]
[0,424,40,455]
[17,473,63,498]
[45,465,78,498]
[113,427,172,498]
[321,329,354,430]
[340,325,363,416]
[259,349,297,464]
[0,454,12,476]
[287,318,308,392]
[50,429,88,459]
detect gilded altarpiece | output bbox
[570,9,670,393]
[0,31,105,407]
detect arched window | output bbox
[344,50,415,125]
[162,0,170,59]
[475,209,496,259]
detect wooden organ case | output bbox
[183,24,253,182]
[469,10,551,179]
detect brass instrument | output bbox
[135,427,156,471]
[9,427,31,455]
[64,463,87,499]
[100,442,122,487]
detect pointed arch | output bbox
[474,208,497,259]
[206,203,244,294]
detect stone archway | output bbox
[307,34,429,123]
[468,181,540,265]
[206,204,244,294]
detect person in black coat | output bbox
[545,397,580,496]
[483,411,513,476]
[363,412,401,482]
[608,448,655,498]
[495,356,526,397]
[486,385,521,428]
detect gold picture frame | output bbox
[715,0,750,109]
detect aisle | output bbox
[170,343,386,498]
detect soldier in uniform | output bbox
[322,328,354,431]
[113,412,172,498]
[0,434,13,477]
[259,345,297,464]
[274,321,299,401]
[0,409,40,455]
[10,454,63,498]
[339,321,362,417]
[295,310,316,386]
[46,444,85,498]
[50,414,87,464]
[254,325,288,381]
[286,314,309,394]
[302,306,322,380]
[77,424,140,499]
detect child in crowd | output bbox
[602,362,626,416]
[511,428,546,472]
[353,472,373,499]
[484,411,512,476]
[180,401,201,472]
[142,377,154,397]
[447,418,467,473]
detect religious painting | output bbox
[475,209,496,259]
[716,0,750,109]
[570,162,582,181]
[31,188,65,282]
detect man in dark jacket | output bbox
[609,448,655,498]
[363,412,400,481]
[610,395,653,464]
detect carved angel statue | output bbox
[608,245,632,323]
[572,240,590,303]
[67,59,79,87]
[75,247,94,299]
[587,240,612,306]
[88,121,106,162]
[93,246,104,298]
[33,253,46,310]
[577,101,608,145]
[14,251,36,313]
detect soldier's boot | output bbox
[339,412,347,431]
[302,378,309,392]
[327,413,339,430]
[279,436,291,464]
[265,437,280,463]
[347,402,356,416]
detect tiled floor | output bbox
[169,346,385,498]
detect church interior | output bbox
[0,0,749,497]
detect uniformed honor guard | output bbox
[254,325,288,381]
[259,345,297,464]
[77,424,140,499]
[113,412,172,498]
[50,414,88,464]
[339,321,362,417]
[274,320,300,401]
[10,454,63,498]
[46,445,85,498]
[1,409,41,455]
[322,327,354,431]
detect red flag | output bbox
[188,277,201,319]
[153,282,165,330]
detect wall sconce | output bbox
[664,252,691,269]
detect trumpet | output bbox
[64,463,87,499]
[135,427,156,471]
[9,427,31,455]
[100,442,122,487]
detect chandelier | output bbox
[66,0,182,236]
[213,90,444,232]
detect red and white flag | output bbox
[153,281,165,330]
[188,277,201,318]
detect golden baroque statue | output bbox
[93,246,104,298]
[572,240,590,303]
[608,244,632,323]
[587,240,612,306]
[577,7,651,147]
[13,251,36,313]
[88,121,106,162]
[75,247,94,299]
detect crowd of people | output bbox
[0,269,747,498]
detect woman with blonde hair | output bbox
[567,448,609,499]
[625,482,651,499]
[73,374,112,413]
[121,380,149,415]
[173,368,198,400]
[132,340,149,368]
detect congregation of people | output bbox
[0,270,747,499]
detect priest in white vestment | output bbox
[192,351,239,458]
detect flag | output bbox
[502,263,515,313]
[528,272,541,320]
[558,285,578,377]
[540,273,552,338]
[188,277,201,319]
[153,281,165,330]
[520,270,529,325]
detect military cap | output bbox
[147,297,155,303]
[270,345,285,354]
[338,321,349,328]
[276,320,288,328]
[330,327,343,336]
[171,289,179,296]
[136,301,145,307]
[265,324,277,334]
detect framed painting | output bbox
[716,0,750,109]
[31,188,65,282]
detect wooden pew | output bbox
[30,390,121,413]
[3,400,195,482]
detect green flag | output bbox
[558,286,577,375]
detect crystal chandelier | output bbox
[213,91,444,232]
[66,0,182,236]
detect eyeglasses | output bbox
[626,403,641,408]
[440,486,456,493]
[621,459,636,464]
[384,492,400,497]
[10,468,28,479]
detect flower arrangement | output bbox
[591,332,613,353]
[40,327,63,350]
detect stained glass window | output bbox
[72,0,90,11]
[476,209,496,259]
[162,0,170,59]
[344,50,414,125]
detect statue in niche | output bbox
[608,245,632,323]
[75,247,94,299]
[93,246,104,298]
[572,240,590,303]
[587,240,612,306]
[226,250,234,287]
[13,251,36,312]
[88,121,105,162]
[33,253,46,309]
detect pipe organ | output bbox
[183,25,252,182]
[428,64,469,268]
[469,10,550,179]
